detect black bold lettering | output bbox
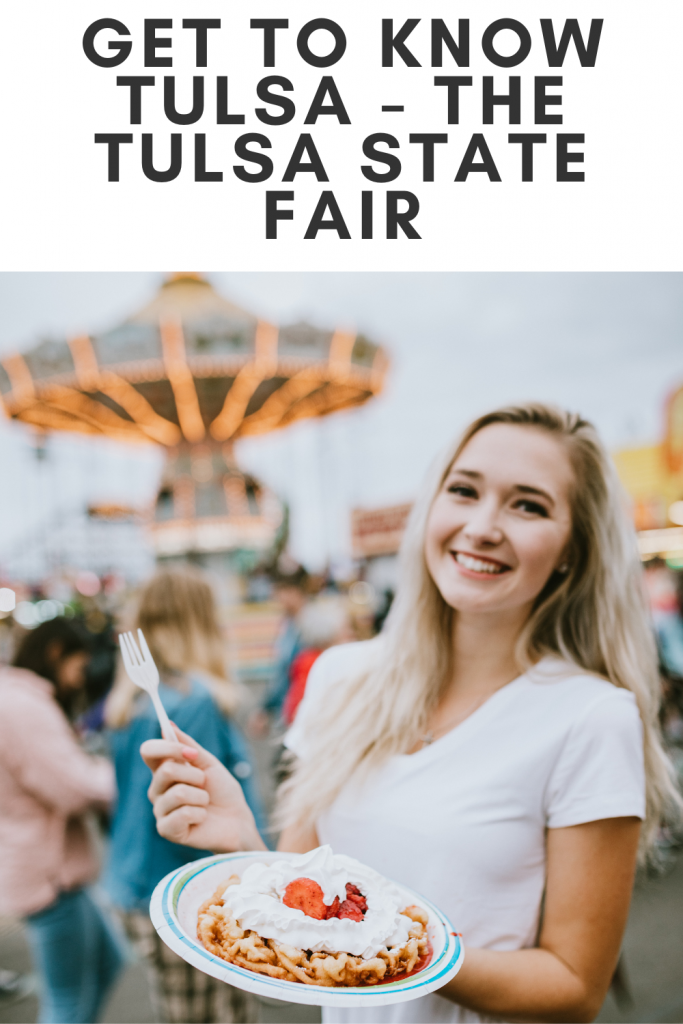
[141,134,182,181]
[386,192,420,239]
[534,77,563,124]
[83,19,132,68]
[304,77,350,124]
[195,134,222,181]
[455,134,501,181]
[94,134,133,181]
[431,19,469,67]
[361,191,373,239]
[434,77,473,124]
[217,78,246,124]
[234,134,273,182]
[304,192,351,239]
[255,77,295,126]
[481,19,531,68]
[164,77,204,125]
[409,134,448,181]
[540,20,603,67]
[557,134,585,182]
[282,135,329,181]
[382,19,421,67]
[182,19,220,67]
[483,77,521,124]
[361,134,401,183]
[145,19,173,67]
[508,134,547,181]
[250,19,289,66]
[297,20,346,67]
[116,77,154,124]
[266,191,294,238]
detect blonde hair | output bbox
[105,566,240,727]
[277,403,680,860]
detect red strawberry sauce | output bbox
[376,939,434,984]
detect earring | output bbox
[557,562,569,574]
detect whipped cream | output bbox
[221,845,413,959]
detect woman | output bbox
[0,617,124,1024]
[104,567,262,1024]
[141,405,680,1023]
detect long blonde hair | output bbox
[106,566,240,727]
[277,403,680,859]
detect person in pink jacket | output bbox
[0,617,125,1024]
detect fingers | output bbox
[157,804,207,844]
[169,723,198,747]
[166,724,222,772]
[153,781,210,822]
[140,738,187,771]
[147,758,206,802]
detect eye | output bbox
[514,498,549,517]
[447,483,477,499]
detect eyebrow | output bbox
[448,469,555,505]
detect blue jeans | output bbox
[25,888,126,1024]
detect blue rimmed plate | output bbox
[150,851,464,1007]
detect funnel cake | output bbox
[197,847,431,987]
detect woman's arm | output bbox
[142,734,638,1023]
[141,727,320,853]
[1,687,114,814]
[441,817,640,1023]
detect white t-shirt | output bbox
[284,641,645,1024]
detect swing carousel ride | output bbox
[0,274,388,565]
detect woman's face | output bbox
[425,424,574,620]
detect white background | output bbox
[0,1,681,271]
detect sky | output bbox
[0,272,681,572]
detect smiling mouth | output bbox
[452,552,511,575]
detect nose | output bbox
[460,497,504,547]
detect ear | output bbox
[554,544,572,574]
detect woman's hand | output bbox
[141,725,266,854]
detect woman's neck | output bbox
[448,606,531,698]
[407,607,532,754]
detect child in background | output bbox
[104,568,262,1024]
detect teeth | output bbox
[455,553,506,574]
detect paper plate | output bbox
[150,851,464,1008]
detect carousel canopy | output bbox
[0,274,388,447]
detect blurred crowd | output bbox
[0,562,391,1024]
[0,557,681,1024]
[645,561,683,786]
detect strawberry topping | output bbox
[345,883,368,912]
[337,899,364,921]
[282,878,368,921]
[282,877,327,920]
[324,896,341,919]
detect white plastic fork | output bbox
[118,629,176,742]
